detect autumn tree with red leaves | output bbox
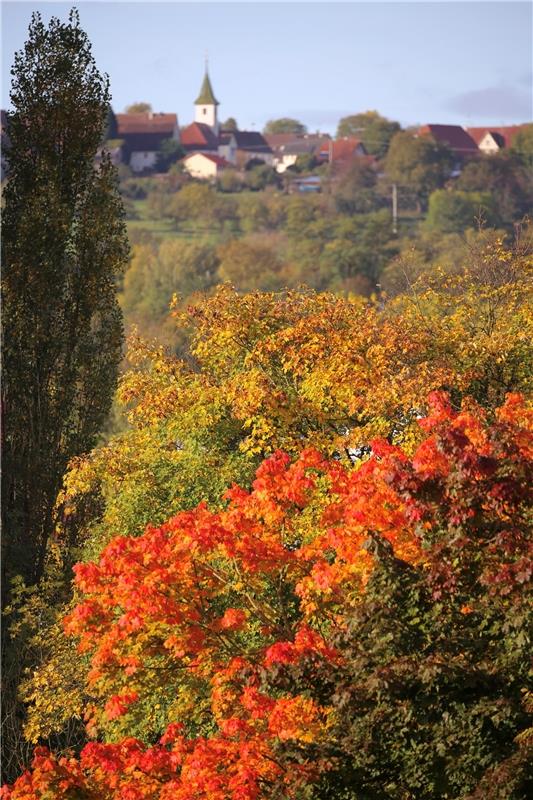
[2,392,531,799]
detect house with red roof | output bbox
[115,111,179,173]
[180,121,220,154]
[265,133,331,173]
[182,152,232,180]
[110,67,274,174]
[316,137,367,166]
[466,125,528,154]
[418,124,479,160]
[180,67,272,168]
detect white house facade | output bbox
[183,152,231,179]
[115,112,180,174]
[477,132,504,155]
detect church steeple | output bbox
[194,62,219,134]
[194,69,219,106]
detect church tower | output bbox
[194,64,219,136]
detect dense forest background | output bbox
[113,117,533,353]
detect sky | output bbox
[1,1,532,134]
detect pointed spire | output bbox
[194,63,219,106]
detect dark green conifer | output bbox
[1,10,128,777]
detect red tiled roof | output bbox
[419,124,478,154]
[116,112,177,135]
[316,137,366,162]
[466,125,528,148]
[180,122,219,150]
[203,154,231,167]
[115,112,177,153]
[184,152,231,168]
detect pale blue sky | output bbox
[2,1,532,133]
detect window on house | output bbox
[203,108,207,115]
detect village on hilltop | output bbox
[99,66,530,185]
[1,66,530,192]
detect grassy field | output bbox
[126,199,180,240]
[125,189,421,243]
[126,198,238,243]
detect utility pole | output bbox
[392,183,398,234]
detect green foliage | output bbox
[2,565,85,780]
[385,131,454,209]
[336,110,401,159]
[1,9,128,779]
[222,116,238,131]
[425,189,498,234]
[166,182,237,229]
[10,239,533,793]
[102,105,118,141]
[216,237,285,291]
[121,177,150,199]
[237,193,287,233]
[4,547,88,752]
[284,195,325,237]
[333,159,384,214]
[121,238,219,345]
[244,162,280,191]
[509,124,533,168]
[327,210,398,287]
[2,5,128,589]
[125,102,152,113]
[155,138,185,173]
[264,117,308,135]
[281,546,532,799]
[10,370,532,798]
[217,168,242,193]
[289,153,319,174]
[380,227,508,295]
[456,153,532,227]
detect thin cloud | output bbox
[446,86,532,121]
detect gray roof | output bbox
[233,130,272,152]
[282,142,319,156]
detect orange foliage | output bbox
[3,392,531,798]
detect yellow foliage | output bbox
[21,617,86,744]
[23,238,532,745]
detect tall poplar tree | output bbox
[1,9,129,590]
[1,8,129,780]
